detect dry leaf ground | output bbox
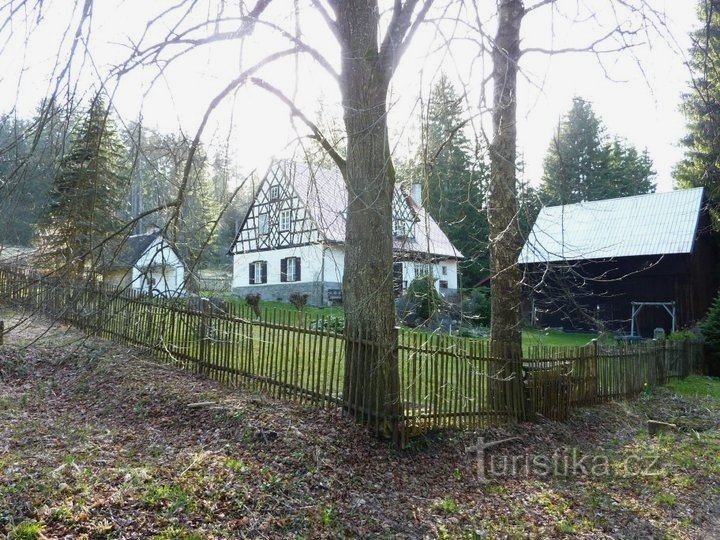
[0,311,718,539]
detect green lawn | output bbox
[522,328,598,348]
[667,375,720,400]
[208,295,597,348]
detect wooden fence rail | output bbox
[0,265,703,439]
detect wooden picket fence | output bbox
[0,265,702,441]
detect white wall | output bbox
[400,259,459,295]
[232,242,459,296]
[232,244,328,288]
[131,237,185,296]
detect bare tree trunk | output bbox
[335,1,402,440]
[488,0,525,419]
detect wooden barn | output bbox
[518,188,717,337]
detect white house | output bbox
[229,160,462,306]
[103,230,186,297]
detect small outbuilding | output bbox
[518,188,717,337]
[102,230,186,297]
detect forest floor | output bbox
[0,311,718,539]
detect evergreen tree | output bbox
[701,292,720,372]
[41,94,128,273]
[675,1,720,229]
[127,126,219,268]
[0,101,71,246]
[419,74,489,286]
[540,97,655,205]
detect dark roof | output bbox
[101,232,161,270]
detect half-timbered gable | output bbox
[230,160,463,306]
[232,164,321,253]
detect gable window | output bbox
[269,185,280,200]
[249,260,267,284]
[279,209,292,231]
[393,219,414,239]
[441,265,448,276]
[281,257,301,282]
[258,213,269,235]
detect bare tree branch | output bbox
[250,76,347,176]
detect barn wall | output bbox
[522,252,713,337]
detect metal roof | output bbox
[283,161,463,259]
[519,188,705,264]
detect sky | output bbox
[0,0,699,193]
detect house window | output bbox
[279,209,291,231]
[439,280,448,289]
[249,260,267,284]
[393,219,414,239]
[258,213,269,235]
[442,265,447,276]
[269,185,280,200]
[414,263,431,277]
[281,257,301,282]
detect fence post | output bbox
[390,326,404,449]
[0,320,3,346]
[658,338,667,386]
[592,338,599,403]
[198,298,210,377]
[682,337,691,379]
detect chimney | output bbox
[410,182,422,206]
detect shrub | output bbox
[701,293,720,371]
[668,330,697,341]
[289,292,309,311]
[245,293,261,318]
[404,275,442,321]
[462,286,491,326]
[311,316,345,333]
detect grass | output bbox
[203,295,598,347]
[523,328,597,348]
[666,375,720,400]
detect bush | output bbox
[462,287,491,326]
[668,330,697,341]
[701,293,720,372]
[245,293,261,318]
[311,316,345,333]
[289,292,309,311]
[403,275,442,321]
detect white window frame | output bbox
[279,209,291,231]
[269,185,280,200]
[393,219,414,239]
[286,257,297,281]
[414,263,431,277]
[250,260,267,285]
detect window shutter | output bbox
[261,262,267,283]
[280,258,287,282]
[249,262,255,284]
[295,258,301,281]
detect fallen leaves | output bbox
[0,312,718,538]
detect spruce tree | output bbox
[419,74,489,286]
[41,94,128,273]
[701,292,720,370]
[675,1,720,229]
[127,126,218,268]
[540,97,655,205]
